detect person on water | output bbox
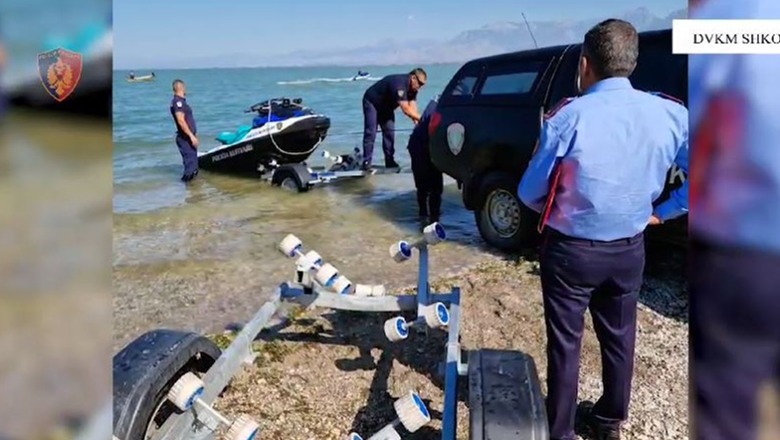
[170,79,199,182]
[408,96,443,225]
[361,68,426,170]
[129,71,135,79]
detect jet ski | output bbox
[351,70,370,81]
[198,97,330,174]
[127,72,155,83]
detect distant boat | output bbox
[127,72,155,83]
[351,70,370,81]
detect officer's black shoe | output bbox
[385,158,399,169]
[577,401,620,440]
[589,423,621,440]
[361,160,372,171]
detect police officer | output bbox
[688,2,780,439]
[407,96,443,225]
[361,68,426,170]
[170,79,199,182]
[518,19,688,440]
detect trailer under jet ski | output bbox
[267,147,401,193]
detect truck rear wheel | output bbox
[474,173,537,251]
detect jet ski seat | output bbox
[216,125,252,145]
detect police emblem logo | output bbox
[446,123,465,155]
[176,101,183,107]
[397,90,404,98]
[276,122,283,130]
[37,48,83,102]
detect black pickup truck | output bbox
[428,29,687,251]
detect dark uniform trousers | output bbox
[540,228,645,440]
[409,146,443,219]
[690,236,780,440]
[175,134,198,176]
[362,98,395,164]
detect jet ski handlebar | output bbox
[246,97,304,113]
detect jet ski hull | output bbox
[198,115,330,174]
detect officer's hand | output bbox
[190,135,199,148]
[648,214,663,226]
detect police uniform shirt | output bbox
[170,95,197,136]
[518,77,689,241]
[364,74,417,111]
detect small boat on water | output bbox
[351,70,370,81]
[127,72,155,83]
[198,97,331,174]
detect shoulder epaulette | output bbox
[544,97,576,120]
[647,91,684,106]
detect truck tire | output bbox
[113,330,221,440]
[474,172,537,251]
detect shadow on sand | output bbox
[256,309,470,439]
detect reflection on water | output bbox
[113,168,500,348]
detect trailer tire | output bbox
[113,330,221,440]
[271,164,312,193]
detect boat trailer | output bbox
[265,147,400,193]
[112,223,548,440]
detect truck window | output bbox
[474,60,547,105]
[451,75,479,96]
[480,71,539,95]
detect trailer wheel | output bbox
[271,164,312,193]
[113,330,221,440]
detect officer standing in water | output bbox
[518,19,688,440]
[407,96,443,225]
[361,68,426,170]
[170,79,199,182]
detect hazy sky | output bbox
[113,0,686,68]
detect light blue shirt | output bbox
[689,0,780,254]
[518,77,689,241]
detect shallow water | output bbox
[112,171,505,347]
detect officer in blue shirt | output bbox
[518,19,688,440]
[408,97,443,225]
[170,79,199,182]
[361,68,426,170]
[688,1,780,439]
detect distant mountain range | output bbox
[178,7,687,68]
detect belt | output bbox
[545,227,644,246]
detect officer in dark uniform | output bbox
[407,96,443,224]
[518,19,688,440]
[361,68,426,170]
[170,79,199,182]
